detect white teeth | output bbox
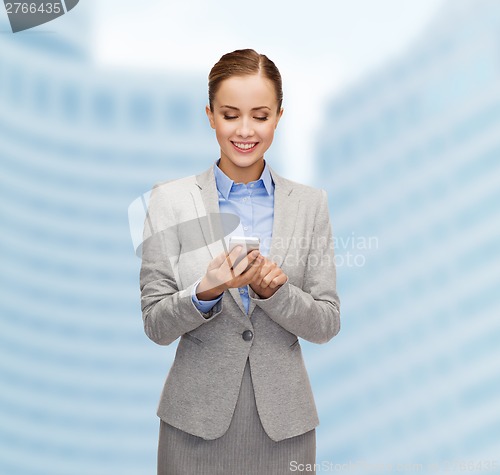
[233,142,257,150]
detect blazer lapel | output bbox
[192,163,300,318]
[247,165,300,317]
[191,165,221,260]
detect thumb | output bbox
[208,250,228,270]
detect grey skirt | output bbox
[157,357,316,474]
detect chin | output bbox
[234,157,263,167]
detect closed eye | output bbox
[223,115,268,121]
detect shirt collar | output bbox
[213,158,274,199]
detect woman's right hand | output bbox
[196,246,264,300]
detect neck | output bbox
[218,157,265,184]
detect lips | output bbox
[231,141,259,152]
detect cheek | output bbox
[259,124,276,142]
[217,120,235,135]
[215,121,233,138]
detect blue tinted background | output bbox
[1,1,499,474]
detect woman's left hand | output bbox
[248,254,288,299]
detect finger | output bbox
[238,256,265,286]
[233,250,260,275]
[247,254,265,273]
[259,268,283,289]
[218,246,243,279]
[252,258,273,285]
[212,246,238,272]
[246,263,265,288]
[249,252,263,267]
[227,245,245,268]
[268,273,287,289]
[207,249,229,270]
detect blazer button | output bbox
[242,330,253,341]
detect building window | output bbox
[32,75,50,115]
[60,83,81,122]
[9,65,24,106]
[165,97,190,131]
[92,89,115,126]
[130,94,153,130]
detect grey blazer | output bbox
[139,163,341,442]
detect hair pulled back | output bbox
[208,48,283,114]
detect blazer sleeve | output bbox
[248,189,340,344]
[139,184,224,346]
[191,276,223,313]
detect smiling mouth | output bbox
[231,141,258,150]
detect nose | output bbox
[236,118,255,138]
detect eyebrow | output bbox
[219,105,271,111]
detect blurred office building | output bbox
[0,8,281,475]
[313,0,500,470]
[1,0,499,474]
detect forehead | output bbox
[216,74,276,106]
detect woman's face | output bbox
[206,74,283,183]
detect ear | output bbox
[275,107,284,129]
[206,105,216,129]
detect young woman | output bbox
[140,48,341,474]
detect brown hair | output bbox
[208,48,283,114]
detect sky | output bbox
[91,0,446,181]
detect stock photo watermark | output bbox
[289,458,499,473]
[128,189,378,269]
[128,188,379,297]
[261,233,378,269]
[333,232,379,268]
[3,0,79,33]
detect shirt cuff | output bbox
[191,276,223,313]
